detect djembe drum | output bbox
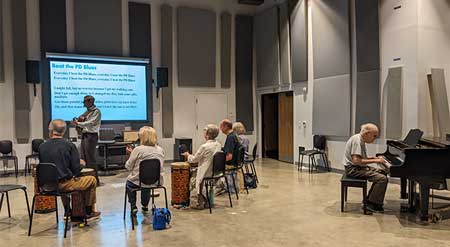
[32,168,56,214]
[171,162,191,206]
[71,168,97,221]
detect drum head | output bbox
[81,168,95,173]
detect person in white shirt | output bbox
[182,124,222,209]
[343,123,387,213]
[125,126,165,215]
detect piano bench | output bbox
[341,174,368,214]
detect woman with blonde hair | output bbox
[233,122,249,157]
[125,126,165,215]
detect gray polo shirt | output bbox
[343,134,367,167]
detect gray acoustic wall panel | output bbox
[312,0,350,79]
[356,0,379,72]
[430,68,450,136]
[312,74,351,136]
[355,70,380,131]
[177,7,216,87]
[279,3,290,84]
[385,67,403,139]
[129,2,153,130]
[255,6,280,88]
[235,15,254,132]
[40,0,67,137]
[161,5,173,138]
[289,0,307,83]
[12,0,30,143]
[221,13,231,88]
[74,0,122,56]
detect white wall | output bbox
[417,0,450,136]
[0,0,271,170]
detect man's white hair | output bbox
[360,123,378,135]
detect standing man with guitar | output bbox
[72,95,102,184]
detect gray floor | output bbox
[1,158,450,247]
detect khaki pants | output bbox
[345,165,388,205]
[59,176,97,206]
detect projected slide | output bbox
[50,61,148,121]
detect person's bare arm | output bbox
[351,154,385,167]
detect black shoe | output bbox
[366,202,384,213]
[131,207,138,216]
[142,207,149,215]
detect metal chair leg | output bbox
[224,177,233,208]
[162,187,168,209]
[341,184,345,212]
[63,195,70,238]
[28,195,36,236]
[231,172,239,200]
[204,181,212,214]
[23,189,31,219]
[0,193,3,212]
[6,192,11,218]
[123,189,127,220]
[363,185,367,215]
[251,161,259,183]
[14,157,18,178]
[55,196,59,224]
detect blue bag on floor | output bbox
[152,207,171,230]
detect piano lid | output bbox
[420,137,450,148]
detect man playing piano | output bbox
[343,123,388,213]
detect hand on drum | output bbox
[80,159,86,166]
[181,152,190,159]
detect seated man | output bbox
[343,123,387,213]
[219,119,244,192]
[220,119,239,165]
[182,124,222,209]
[39,119,100,218]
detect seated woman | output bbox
[125,126,165,215]
[182,124,222,209]
[233,122,249,158]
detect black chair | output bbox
[0,184,31,220]
[25,139,44,176]
[202,151,233,214]
[298,135,330,173]
[0,140,18,177]
[225,145,249,200]
[243,143,259,183]
[123,159,168,230]
[341,174,367,215]
[28,163,84,238]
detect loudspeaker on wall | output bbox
[26,60,40,83]
[156,67,168,88]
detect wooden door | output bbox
[278,92,293,163]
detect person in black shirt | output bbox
[220,119,239,165]
[39,119,100,218]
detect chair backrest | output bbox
[313,135,327,150]
[0,140,13,155]
[99,128,115,141]
[237,145,246,165]
[36,163,59,194]
[139,159,161,186]
[251,143,258,161]
[31,139,45,153]
[212,151,226,176]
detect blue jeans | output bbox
[126,180,151,209]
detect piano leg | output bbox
[400,178,408,199]
[418,181,431,221]
[408,180,417,213]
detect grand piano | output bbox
[381,133,450,221]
